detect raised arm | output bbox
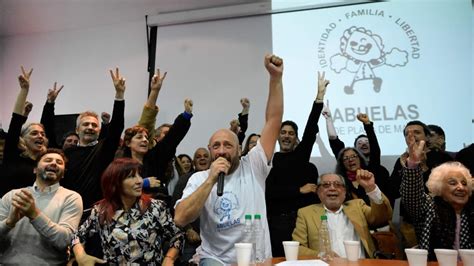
[97,68,126,166]
[138,68,167,142]
[105,68,126,137]
[297,72,328,159]
[46,82,63,104]
[40,82,64,148]
[146,68,166,109]
[322,101,336,139]
[13,66,33,115]
[148,99,193,183]
[356,113,381,165]
[322,100,345,157]
[158,99,193,149]
[110,67,126,100]
[259,54,284,161]
[4,68,33,162]
[97,111,110,140]
[237,98,250,145]
[357,169,393,227]
[400,134,428,221]
[23,101,33,117]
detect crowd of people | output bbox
[0,54,472,265]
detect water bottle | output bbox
[253,214,265,263]
[242,214,255,263]
[318,215,333,261]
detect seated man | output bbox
[292,171,392,259]
[0,148,83,264]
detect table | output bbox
[270,256,464,266]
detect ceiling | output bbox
[0,0,378,37]
[0,0,268,37]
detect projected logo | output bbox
[317,9,421,95]
[330,26,408,94]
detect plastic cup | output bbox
[282,241,299,261]
[343,240,360,261]
[235,243,252,266]
[405,248,428,266]
[459,249,474,266]
[434,249,458,266]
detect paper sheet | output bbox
[275,260,329,266]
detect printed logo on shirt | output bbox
[214,192,240,231]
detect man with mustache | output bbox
[61,68,125,209]
[0,149,83,264]
[174,54,284,265]
[292,171,392,258]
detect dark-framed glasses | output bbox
[319,181,345,189]
[342,154,358,162]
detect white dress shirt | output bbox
[324,185,383,258]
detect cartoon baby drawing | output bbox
[214,192,239,222]
[330,26,408,94]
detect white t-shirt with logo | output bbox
[177,141,272,264]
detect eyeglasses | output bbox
[342,154,358,162]
[319,181,345,189]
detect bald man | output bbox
[174,54,284,265]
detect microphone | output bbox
[217,172,225,196]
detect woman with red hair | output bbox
[71,158,184,265]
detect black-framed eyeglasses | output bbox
[319,181,345,189]
[342,154,358,162]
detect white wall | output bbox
[154,16,272,155]
[0,20,150,131]
[0,15,274,161]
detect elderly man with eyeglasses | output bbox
[292,171,392,259]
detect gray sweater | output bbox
[0,182,83,264]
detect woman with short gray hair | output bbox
[400,133,473,260]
